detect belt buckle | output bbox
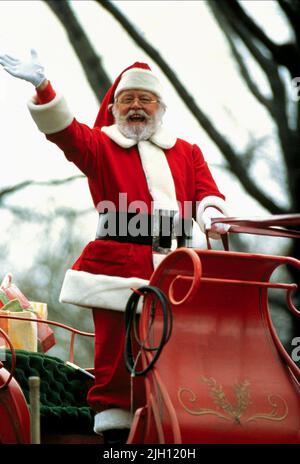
[152,209,176,254]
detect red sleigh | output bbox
[0,215,300,444]
[128,215,300,444]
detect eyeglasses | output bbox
[116,96,159,106]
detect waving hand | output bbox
[0,49,46,88]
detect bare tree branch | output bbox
[3,205,93,222]
[223,0,300,76]
[211,7,273,115]
[0,175,84,201]
[278,0,300,64]
[209,0,300,223]
[0,181,32,200]
[45,0,111,102]
[208,1,296,181]
[209,2,288,111]
[278,0,300,38]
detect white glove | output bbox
[202,207,230,236]
[0,49,46,87]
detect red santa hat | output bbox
[94,62,163,129]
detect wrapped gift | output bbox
[0,274,56,352]
[0,301,38,352]
[30,301,56,352]
[0,310,38,351]
[0,273,32,309]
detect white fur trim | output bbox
[101,124,176,149]
[94,409,132,434]
[138,140,179,211]
[59,269,148,312]
[114,68,163,100]
[196,195,229,233]
[27,93,74,134]
[101,125,136,148]
[150,125,176,149]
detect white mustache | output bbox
[125,109,150,120]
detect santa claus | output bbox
[0,50,230,444]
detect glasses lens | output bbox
[118,96,156,105]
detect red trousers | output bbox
[76,242,153,412]
[87,308,145,412]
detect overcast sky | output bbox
[0,0,293,268]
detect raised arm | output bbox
[0,50,100,178]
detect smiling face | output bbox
[112,89,165,141]
[116,89,159,120]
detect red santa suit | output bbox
[27,63,228,433]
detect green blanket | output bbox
[4,350,94,435]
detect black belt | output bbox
[95,212,193,250]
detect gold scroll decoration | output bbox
[178,376,288,424]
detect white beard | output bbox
[112,106,164,141]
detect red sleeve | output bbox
[36,81,56,104]
[34,83,101,181]
[45,119,102,179]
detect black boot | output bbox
[102,428,130,445]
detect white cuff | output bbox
[196,196,229,233]
[27,93,74,134]
[59,269,149,312]
[94,408,132,434]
